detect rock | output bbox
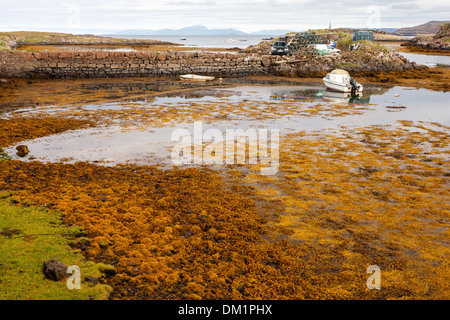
[0,228,22,237]
[85,276,99,284]
[16,145,29,157]
[6,41,18,49]
[43,259,68,281]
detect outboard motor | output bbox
[349,78,359,93]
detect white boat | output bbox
[179,74,215,81]
[323,69,363,93]
[224,39,236,43]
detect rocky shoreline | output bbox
[0,30,426,80]
[401,23,450,53]
[405,37,450,51]
[269,49,419,78]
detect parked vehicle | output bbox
[323,69,363,93]
[311,44,341,54]
[271,41,289,55]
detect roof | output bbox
[331,69,350,75]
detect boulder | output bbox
[43,259,68,281]
[16,145,29,157]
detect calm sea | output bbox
[108,35,274,49]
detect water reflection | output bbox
[3,84,449,166]
[269,87,385,105]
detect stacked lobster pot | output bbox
[287,32,324,56]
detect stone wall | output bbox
[0,51,274,79]
[0,49,418,79]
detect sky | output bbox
[1,0,449,34]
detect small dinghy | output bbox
[323,69,363,93]
[179,74,215,81]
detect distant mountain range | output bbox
[111,22,449,37]
[113,25,294,36]
[393,21,450,36]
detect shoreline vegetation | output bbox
[0,29,449,300]
[400,23,450,56]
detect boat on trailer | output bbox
[179,74,215,81]
[323,69,363,93]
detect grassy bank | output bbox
[0,31,175,50]
[0,193,113,299]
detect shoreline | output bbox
[0,31,426,80]
[399,44,450,56]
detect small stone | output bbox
[16,145,29,157]
[43,259,68,281]
[85,276,99,284]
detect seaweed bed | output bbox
[0,78,449,300]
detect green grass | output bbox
[0,152,11,162]
[0,194,113,300]
[336,37,389,53]
[0,41,9,51]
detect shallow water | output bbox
[4,84,449,166]
[398,51,450,67]
[385,43,450,67]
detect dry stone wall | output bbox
[0,51,273,79]
[0,49,417,79]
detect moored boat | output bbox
[323,69,363,93]
[179,74,215,81]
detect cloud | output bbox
[389,2,421,10]
[166,0,217,6]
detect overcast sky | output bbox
[1,0,449,34]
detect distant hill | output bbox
[393,21,450,36]
[113,25,294,36]
[378,28,398,33]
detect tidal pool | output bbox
[4,84,450,166]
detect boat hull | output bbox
[323,78,363,93]
[179,74,215,81]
